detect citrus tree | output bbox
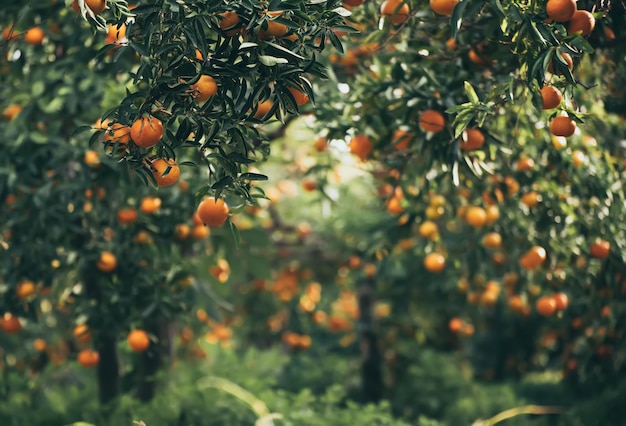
[285,0,626,415]
[0,0,347,405]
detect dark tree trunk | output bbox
[357,278,384,403]
[135,319,172,402]
[96,333,120,405]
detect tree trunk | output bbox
[357,278,384,403]
[96,333,120,405]
[135,319,172,402]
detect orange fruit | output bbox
[105,23,126,44]
[104,123,131,144]
[482,232,502,248]
[520,246,546,270]
[2,26,18,41]
[72,0,107,15]
[151,158,180,187]
[515,156,535,171]
[196,198,229,227]
[16,280,36,299]
[349,255,362,269]
[314,137,327,152]
[424,252,446,273]
[392,129,412,150]
[191,225,210,239]
[429,194,446,207]
[130,116,163,148]
[445,37,457,51]
[553,292,568,310]
[33,338,47,352]
[191,75,218,102]
[468,48,489,66]
[604,26,616,41]
[536,296,557,316]
[196,309,209,322]
[504,177,520,196]
[298,335,312,350]
[349,135,373,161]
[418,220,438,239]
[465,206,487,228]
[94,117,110,130]
[287,86,309,106]
[460,128,485,151]
[302,179,317,192]
[386,196,404,215]
[448,317,464,333]
[117,208,138,225]
[96,251,117,272]
[24,27,45,45]
[175,223,191,240]
[549,116,576,137]
[128,329,151,352]
[380,0,410,25]
[218,11,241,34]
[480,289,500,307]
[73,324,92,342]
[508,295,527,314]
[259,20,288,39]
[77,349,99,367]
[140,196,162,214]
[2,313,21,333]
[589,238,610,259]
[418,110,445,133]
[254,99,274,120]
[430,0,459,16]
[192,212,204,227]
[2,104,22,120]
[568,10,595,36]
[540,86,562,109]
[571,150,586,167]
[521,191,541,208]
[84,150,101,168]
[545,0,576,22]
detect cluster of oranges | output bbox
[71,324,151,368]
[281,331,312,350]
[546,0,595,37]
[97,116,183,188]
[270,268,301,302]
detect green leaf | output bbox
[490,0,506,19]
[211,175,234,190]
[326,30,344,54]
[529,21,548,47]
[463,81,479,105]
[453,110,474,139]
[265,41,304,60]
[129,41,150,57]
[450,0,470,38]
[259,55,289,66]
[72,125,94,136]
[229,220,240,248]
[239,172,268,181]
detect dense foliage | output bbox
[1,0,625,425]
